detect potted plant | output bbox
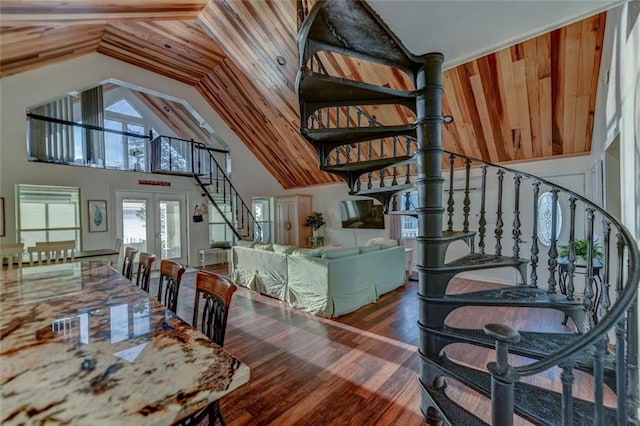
[559,238,603,264]
[305,211,326,237]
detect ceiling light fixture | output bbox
[276,56,286,66]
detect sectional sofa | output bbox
[230,243,406,317]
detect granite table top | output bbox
[0,261,249,425]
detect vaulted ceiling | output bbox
[0,1,608,189]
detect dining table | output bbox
[0,260,249,425]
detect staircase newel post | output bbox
[584,207,596,329]
[415,52,445,420]
[484,323,520,426]
[615,234,628,425]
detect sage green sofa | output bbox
[230,244,406,317]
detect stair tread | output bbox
[428,325,617,373]
[424,286,586,312]
[428,355,616,425]
[355,182,415,196]
[422,253,527,273]
[321,156,412,174]
[421,381,488,425]
[298,71,415,109]
[303,124,417,147]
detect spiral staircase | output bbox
[296,1,640,424]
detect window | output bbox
[252,197,272,243]
[537,191,562,246]
[17,185,81,250]
[400,192,418,238]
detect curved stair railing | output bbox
[150,136,261,241]
[297,1,640,424]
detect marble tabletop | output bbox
[0,261,249,425]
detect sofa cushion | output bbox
[255,243,274,251]
[378,242,398,250]
[291,248,323,257]
[358,245,380,254]
[236,240,255,248]
[321,247,360,259]
[273,243,296,254]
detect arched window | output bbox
[537,191,562,246]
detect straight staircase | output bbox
[297,1,640,424]
[150,135,260,241]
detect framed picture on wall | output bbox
[0,197,5,237]
[88,200,107,232]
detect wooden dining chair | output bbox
[157,259,185,314]
[29,240,75,266]
[135,252,156,293]
[1,243,24,269]
[178,271,237,426]
[121,247,138,280]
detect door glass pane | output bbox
[122,199,147,254]
[160,201,181,259]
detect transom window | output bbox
[17,184,81,250]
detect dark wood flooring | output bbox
[149,264,611,425]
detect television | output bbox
[340,199,385,229]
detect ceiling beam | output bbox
[0,1,208,25]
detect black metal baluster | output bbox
[567,197,577,301]
[391,195,398,212]
[318,108,323,129]
[463,158,472,233]
[478,164,488,255]
[495,169,505,256]
[584,208,596,328]
[447,153,455,232]
[601,220,611,320]
[404,138,412,185]
[615,235,627,425]
[546,189,559,293]
[593,338,606,424]
[530,180,540,287]
[404,192,411,211]
[356,111,362,163]
[378,138,385,187]
[560,364,575,426]
[335,106,339,128]
[628,302,640,423]
[392,136,398,186]
[367,141,373,189]
[335,147,341,165]
[512,174,522,258]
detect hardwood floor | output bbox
[150,265,609,425]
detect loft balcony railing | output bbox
[25,113,259,241]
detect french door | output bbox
[115,191,187,267]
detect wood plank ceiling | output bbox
[0,1,605,189]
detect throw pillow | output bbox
[255,243,274,251]
[379,242,398,250]
[358,245,380,254]
[321,247,360,259]
[236,240,255,248]
[291,248,324,257]
[273,243,296,254]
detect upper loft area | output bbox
[0,1,620,189]
[26,80,229,174]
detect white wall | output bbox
[0,53,283,266]
[591,2,640,243]
[291,183,392,247]
[287,155,590,286]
